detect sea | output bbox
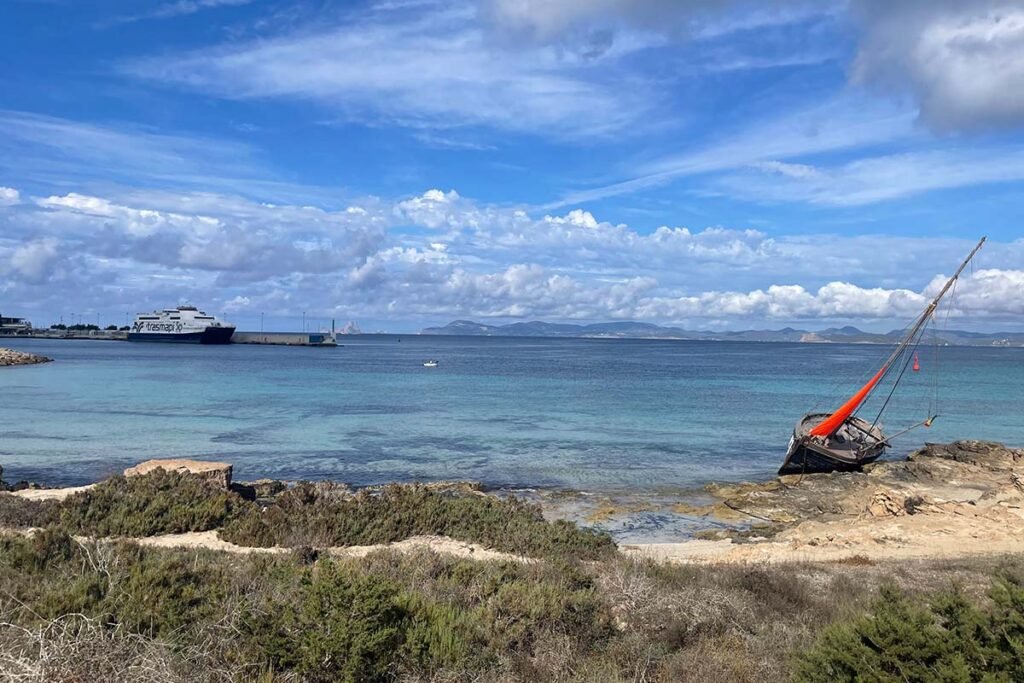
[2,335,1021,496]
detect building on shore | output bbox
[0,315,33,333]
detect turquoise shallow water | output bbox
[0,336,1021,491]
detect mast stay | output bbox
[808,236,986,440]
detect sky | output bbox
[1,0,1023,333]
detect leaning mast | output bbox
[808,236,986,439]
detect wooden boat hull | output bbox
[778,413,887,476]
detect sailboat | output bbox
[779,237,986,476]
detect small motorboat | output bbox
[423,359,439,368]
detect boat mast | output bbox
[880,236,986,368]
[808,236,985,439]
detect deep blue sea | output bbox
[1,336,1021,492]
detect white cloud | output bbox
[395,189,465,229]
[29,190,387,277]
[223,295,252,311]
[125,4,657,138]
[482,0,834,44]
[0,187,20,206]
[924,268,1024,317]
[4,185,1022,327]
[719,147,1024,205]
[551,95,916,206]
[0,111,336,205]
[4,238,60,283]
[852,1,1024,131]
[105,0,253,26]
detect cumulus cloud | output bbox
[851,0,1024,131]
[0,187,20,206]
[30,191,388,278]
[636,281,928,321]
[480,0,1024,133]
[3,238,61,283]
[924,268,1024,317]
[3,185,1022,328]
[395,189,465,229]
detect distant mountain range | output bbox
[420,320,1024,347]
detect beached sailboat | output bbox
[779,237,986,476]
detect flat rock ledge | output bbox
[626,440,1024,564]
[124,458,232,489]
[0,348,52,367]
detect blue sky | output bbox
[1,0,1022,332]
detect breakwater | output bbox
[232,331,337,346]
[0,347,52,366]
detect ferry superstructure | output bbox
[128,306,235,344]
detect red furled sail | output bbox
[808,365,889,437]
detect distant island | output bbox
[421,320,1024,347]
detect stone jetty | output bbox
[0,347,52,367]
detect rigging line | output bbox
[883,417,937,443]
[937,276,959,417]
[930,309,938,417]
[867,327,925,432]
[809,316,916,415]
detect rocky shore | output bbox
[626,440,1024,563]
[6,443,1022,566]
[0,347,52,367]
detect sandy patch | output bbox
[131,530,532,563]
[10,485,95,501]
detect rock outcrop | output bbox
[231,478,287,501]
[909,440,1023,470]
[627,441,1024,564]
[0,348,52,367]
[125,458,232,489]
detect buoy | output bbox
[913,352,920,372]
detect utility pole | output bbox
[260,312,264,333]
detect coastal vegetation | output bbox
[0,471,242,537]
[1,469,1023,681]
[220,482,616,560]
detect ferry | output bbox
[128,305,236,344]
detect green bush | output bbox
[56,470,250,537]
[221,483,615,560]
[0,492,58,528]
[794,575,1024,682]
[247,561,407,683]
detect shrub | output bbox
[794,575,1024,682]
[55,471,250,537]
[221,483,615,560]
[253,561,408,683]
[0,493,57,529]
